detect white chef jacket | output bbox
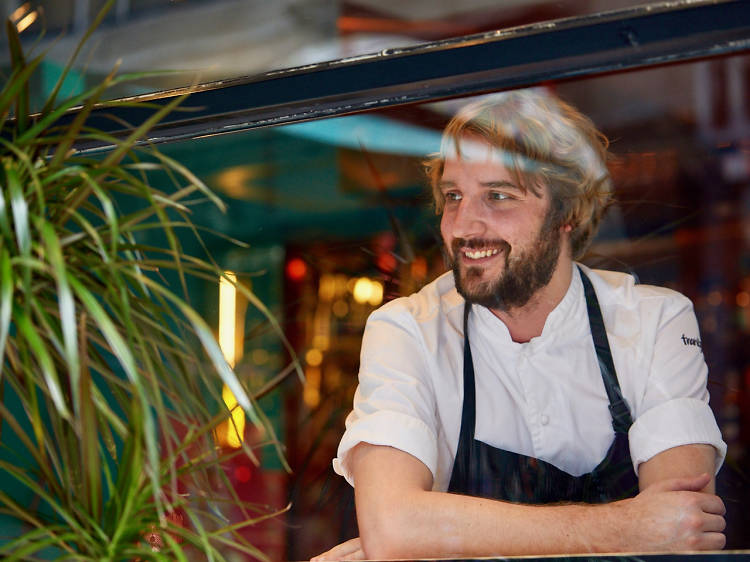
[333,264,726,491]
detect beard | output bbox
[450,213,562,312]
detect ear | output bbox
[559,224,575,259]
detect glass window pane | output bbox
[145,50,750,557]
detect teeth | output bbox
[464,248,500,260]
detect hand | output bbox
[311,537,364,561]
[622,473,725,551]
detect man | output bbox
[315,89,726,560]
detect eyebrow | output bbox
[480,180,520,190]
[437,179,524,192]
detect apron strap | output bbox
[578,267,633,434]
[455,304,477,465]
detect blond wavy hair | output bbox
[425,89,613,259]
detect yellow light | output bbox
[368,280,384,307]
[219,272,236,367]
[306,348,323,367]
[318,274,336,302]
[352,277,383,306]
[217,271,245,449]
[16,11,37,32]
[303,366,321,408]
[353,277,373,304]
[220,385,245,449]
[346,277,358,293]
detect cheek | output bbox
[439,213,452,241]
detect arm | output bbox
[639,442,717,493]
[349,442,725,560]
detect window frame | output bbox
[64,0,750,151]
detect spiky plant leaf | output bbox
[0,2,295,559]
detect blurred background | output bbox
[2,0,749,559]
[1,0,669,99]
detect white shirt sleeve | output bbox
[628,292,726,474]
[332,302,440,486]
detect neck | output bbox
[490,258,574,343]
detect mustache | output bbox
[451,238,511,254]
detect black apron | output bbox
[448,269,639,503]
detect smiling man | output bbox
[315,89,726,560]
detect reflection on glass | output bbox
[13,1,672,104]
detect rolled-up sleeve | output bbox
[333,302,439,487]
[629,293,726,474]
[629,397,726,474]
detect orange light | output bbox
[318,274,336,301]
[707,290,723,307]
[411,257,428,280]
[305,348,323,367]
[286,258,307,281]
[10,3,30,22]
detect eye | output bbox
[488,191,510,201]
[444,191,462,202]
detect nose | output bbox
[446,196,486,240]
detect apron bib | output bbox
[448,269,639,503]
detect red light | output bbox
[376,253,397,273]
[286,258,307,281]
[234,465,252,483]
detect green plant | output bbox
[0,4,298,560]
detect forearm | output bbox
[352,441,625,559]
[351,443,724,560]
[639,443,717,493]
[357,486,625,559]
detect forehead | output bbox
[440,134,539,171]
[439,136,522,186]
[438,139,549,201]
[439,154,517,184]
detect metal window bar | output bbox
[36,0,750,150]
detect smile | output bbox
[463,248,500,260]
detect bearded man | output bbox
[314,89,726,560]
